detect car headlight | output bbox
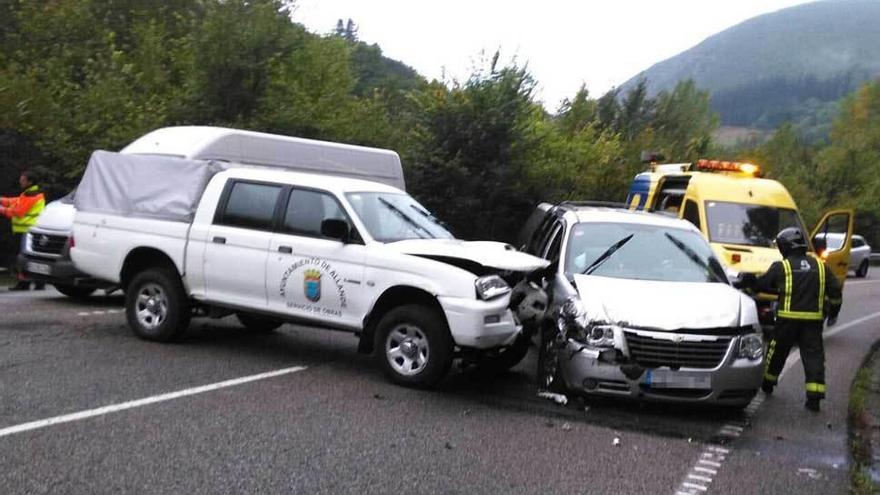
[585,324,616,348]
[737,333,764,360]
[475,275,511,300]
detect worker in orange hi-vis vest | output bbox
[0,170,46,291]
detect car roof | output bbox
[561,206,700,233]
[221,166,403,195]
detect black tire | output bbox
[374,304,454,388]
[857,260,869,278]
[236,312,284,333]
[54,284,96,300]
[475,334,531,374]
[125,268,190,342]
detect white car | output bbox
[818,232,871,278]
[71,148,547,388]
[519,202,764,407]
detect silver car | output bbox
[519,202,764,408]
[820,233,872,278]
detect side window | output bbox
[542,223,564,262]
[282,188,348,238]
[217,181,282,230]
[852,237,864,248]
[683,200,702,231]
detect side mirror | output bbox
[812,236,827,254]
[321,219,350,243]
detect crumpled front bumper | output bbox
[558,337,764,406]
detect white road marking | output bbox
[91,310,105,315]
[77,312,90,316]
[674,309,880,494]
[846,279,880,286]
[0,366,307,439]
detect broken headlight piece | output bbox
[556,298,616,349]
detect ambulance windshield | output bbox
[705,201,805,248]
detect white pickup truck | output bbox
[71,149,547,387]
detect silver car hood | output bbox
[388,239,549,272]
[32,200,75,232]
[572,274,754,330]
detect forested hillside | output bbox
[622,0,880,138]
[0,0,718,250]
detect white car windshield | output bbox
[566,222,728,283]
[346,192,454,243]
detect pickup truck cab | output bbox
[72,151,546,388]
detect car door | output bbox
[266,187,367,330]
[203,180,284,309]
[810,209,854,285]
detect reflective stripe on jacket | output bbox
[1,185,46,233]
[755,253,843,321]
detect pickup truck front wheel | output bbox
[375,305,453,388]
[125,269,190,342]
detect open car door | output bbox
[810,209,854,285]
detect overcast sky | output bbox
[291,0,812,109]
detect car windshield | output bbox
[345,192,454,243]
[565,222,728,283]
[705,201,805,248]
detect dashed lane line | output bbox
[0,366,308,438]
[674,309,880,494]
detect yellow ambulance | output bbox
[626,159,854,323]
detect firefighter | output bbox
[743,227,842,412]
[0,170,46,291]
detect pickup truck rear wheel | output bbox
[375,304,453,388]
[236,312,284,333]
[125,269,190,342]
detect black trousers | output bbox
[10,233,23,280]
[763,319,826,399]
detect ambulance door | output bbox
[810,209,854,285]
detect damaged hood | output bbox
[573,274,749,330]
[387,239,549,272]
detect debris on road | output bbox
[537,391,568,405]
[561,422,572,431]
[613,437,621,446]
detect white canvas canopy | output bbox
[121,126,406,191]
[75,151,224,223]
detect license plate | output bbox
[645,370,711,389]
[26,262,51,275]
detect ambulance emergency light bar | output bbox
[695,159,761,176]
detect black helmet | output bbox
[775,227,807,257]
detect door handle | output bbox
[278,245,293,254]
[213,236,226,244]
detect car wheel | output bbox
[475,334,531,373]
[857,260,869,278]
[236,312,284,333]
[125,268,190,342]
[54,284,96,300]
[375,304,453,388]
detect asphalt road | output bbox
[1,271,878,494]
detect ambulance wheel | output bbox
[125,268,190,342]
[375,304,453,388]
[236,312,284,333]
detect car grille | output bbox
[624,331,731,369]
[29,232,68,256]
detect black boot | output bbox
[805,397,820,412]
[8,281,30,291]
[33,282,45,290]
[761,380,775,395]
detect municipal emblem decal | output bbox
[304,269,322,302]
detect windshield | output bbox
[345,192,454,243]
[705,201,805,248]
[565,222,728,283]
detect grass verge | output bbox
[849,343,880,494]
